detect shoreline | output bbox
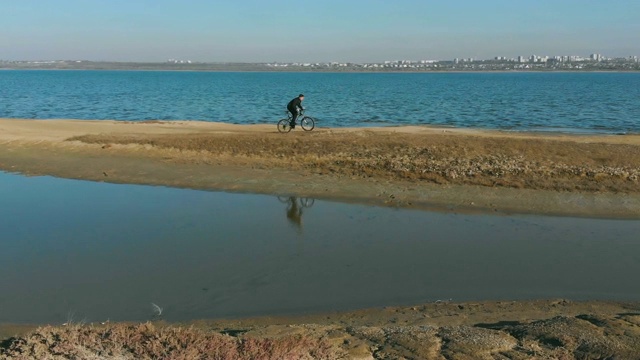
[2,299,639,358]
[0,117,640,137]
[6,116,640,136]
[1,118,639,219]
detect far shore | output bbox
[1,118,639,219]
[2,66,640,74]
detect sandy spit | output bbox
[1,118,639,218]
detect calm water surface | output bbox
[1,71,639,133]
[0,172,639,324]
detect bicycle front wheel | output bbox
[299,198,315,208]
[277,119,292,133]
[301,117,315,131]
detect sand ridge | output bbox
[2,118,639,143]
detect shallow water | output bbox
[1,71,639,133]
[0,172,639,324]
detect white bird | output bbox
[151,303,163,316]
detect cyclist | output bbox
[285,196,303,228]
[286,94,305,129]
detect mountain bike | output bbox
[277,196,315,208]
[277,196,315,229]
[277,110,315,133]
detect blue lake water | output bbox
[1,171,639,324]
[0,70,639,133]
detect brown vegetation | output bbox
[2,302,640,359]
[70,130,640,193]
[0,323,341,360]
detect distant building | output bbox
[590,53,603,62]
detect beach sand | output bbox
[1,119,640,358]
[1,118,639,218]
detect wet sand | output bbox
[1,118,639,218]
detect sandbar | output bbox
[1,118,639,218]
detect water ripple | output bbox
[0,71,639,133]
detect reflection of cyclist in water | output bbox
[286,197,303,227]
[278,196,315,230]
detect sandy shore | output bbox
[1,118,639,218]
[2,300,639,359]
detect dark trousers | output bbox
[288,109,298,125]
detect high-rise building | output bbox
[590,53,603,61]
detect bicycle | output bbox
[277,196,315,208]
[277,109,315,133]
[277,196,315,229]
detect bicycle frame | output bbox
[278,109,315,133]
[286,109,305,120]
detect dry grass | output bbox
[70,131,640,193]
[0,323,342,360]
[3,312,640,359]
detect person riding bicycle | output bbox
[287,94,305,128]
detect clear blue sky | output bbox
[1,0,638,62]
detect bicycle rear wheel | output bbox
[277,119,292,133]
[301,117,315,131]
[277,196,291,203]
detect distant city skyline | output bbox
[1,0,639,62]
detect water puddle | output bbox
[0,172,638,324]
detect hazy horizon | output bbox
[2,0,639,63]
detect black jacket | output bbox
[287,97,303,112]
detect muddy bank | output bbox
[1,119,639,218]
[2,300,639,359]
